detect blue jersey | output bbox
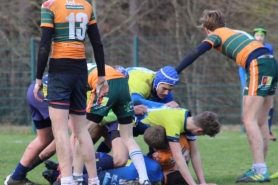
[83,154,163,184]
[264,42,274,55]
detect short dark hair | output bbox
[143,126,169,150]
[166,171,188,185]
[193,111,221,137]
[199,10,225,31]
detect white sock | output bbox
[61,176,74,185]
[129,150,149,184]
[252,163,267,174]
[73,173,83,182]
[88,177,100,185]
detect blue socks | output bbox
[268,108,274,130]
[12,163,28,180]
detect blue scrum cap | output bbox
[153,66,179,90]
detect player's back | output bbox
[139,107,190,141]
[204,27,265,67]
[88,65,124,90]
[41,0,94,59]
[127,67,156,99]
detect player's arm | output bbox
[189,140,206,184]
[34,27,54,102]
[132,93,170,108]
[87,24,105,77]
[169,141,197,185]
[132,93,165,108]
[175,41,212,74]
[36,27,54,81]
[87,23,108,97]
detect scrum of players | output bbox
[6,1,277,184]
[4,63,221,185]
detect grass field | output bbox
[1,126,278,185]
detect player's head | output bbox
[153,66,179,99]
[253,26,266,43]
[199,10,225,32]
[192,111,221,137]
[143,126,169,150]
[113,65,129,80]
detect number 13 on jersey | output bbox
[66,12,88,40]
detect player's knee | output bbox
[37,135,54,147]
[113,156,128,168]
[241,114,245,123]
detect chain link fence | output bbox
[1,36,275,126]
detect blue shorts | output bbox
[27,82,51,129]
[47,73,87,115]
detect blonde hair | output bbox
[199,10,225,31]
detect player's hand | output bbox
[164,101,179,108]
[33,79,43,102]
[134,105,147,115]
[96,76,109,98]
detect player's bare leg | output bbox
[257,95,273,159]
[50,107,73,184]
[236,95,271,183]
[111,137,129,167]
[21,127,54,166]
[71,115,99,185]
[87,121,107,144]
[39,140,56,161]
[242,96,270,163]
[4,125,54,185]
[119,124,150,185]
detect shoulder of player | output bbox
[127,67,155,74]
[83,0,92,8]
[264,42,274,50]
[41,0,56,9]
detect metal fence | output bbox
[1,36,275,127]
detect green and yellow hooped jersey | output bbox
[203,27,265,68]
[40,0,96,59]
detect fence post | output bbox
[30,37,36,134]
[133,36,139,67]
